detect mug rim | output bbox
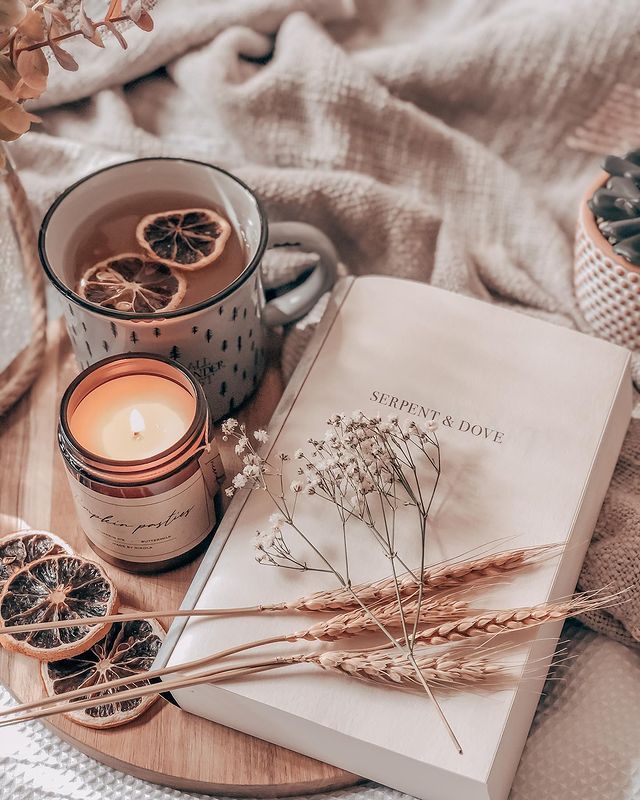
[38,157,269,322]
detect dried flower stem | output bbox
[15,15,129,53]
[223,414,465,750]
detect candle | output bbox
[59,354,224,573]
[68,374,196,461]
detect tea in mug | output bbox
[67,190,247,314]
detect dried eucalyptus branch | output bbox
[0,0,153,157]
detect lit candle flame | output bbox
[129,408,145,438]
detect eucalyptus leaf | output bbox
[124,0,142,22]
[16,49,48,98]
[133,10,153,31]
[105,0,124,22]
[0,99,35,135]
[88,27,104,47]
[0,120,21,141]
[0,54,20,101]
[0,0,27,30]
[42,4,71,36]
[50,42,79,72]
[78,1,96,38]
[15,6,46,41]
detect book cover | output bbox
[157,276,632,800]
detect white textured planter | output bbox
[575,172,640,352]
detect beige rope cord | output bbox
[0,145,47,417]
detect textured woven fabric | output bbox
[578,419,640,645]
[3,0,640,796]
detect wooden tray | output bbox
[0,322,361,797]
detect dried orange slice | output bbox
[136,208,231,270]
[78,254,186,313]
[0,530,72,593]
[0,554,118,661]
[40,614,165,729]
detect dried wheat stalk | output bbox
[413,595,608,645]
[290,544,559,612]
[0,544,573,736]
[0,593,468,723]
[306,649,503,689]
[1,590,591,724]
[0,591,612,729]
[296,594,470,642]
[0,544,560,638]
[0,645,508,729]
[0,548,570,717]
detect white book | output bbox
[157,276,632,800]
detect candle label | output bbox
[66,469,216,563]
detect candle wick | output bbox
[130,408,146,439]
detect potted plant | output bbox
[575,150,640,354]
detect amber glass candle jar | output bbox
[58,353,224,573]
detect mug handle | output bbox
[261,221,338,327]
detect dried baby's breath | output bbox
[217,410,598,754]
[222,410,463,749]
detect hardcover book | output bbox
[157,276,632,800]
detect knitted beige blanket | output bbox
[4,0,640,645]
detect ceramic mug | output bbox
[39,158,338,419]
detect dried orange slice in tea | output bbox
[78,254,187,313]
[0,530,72,592]
[136,208,231,270]
[40,615,165,729]
[0,554,118,661]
